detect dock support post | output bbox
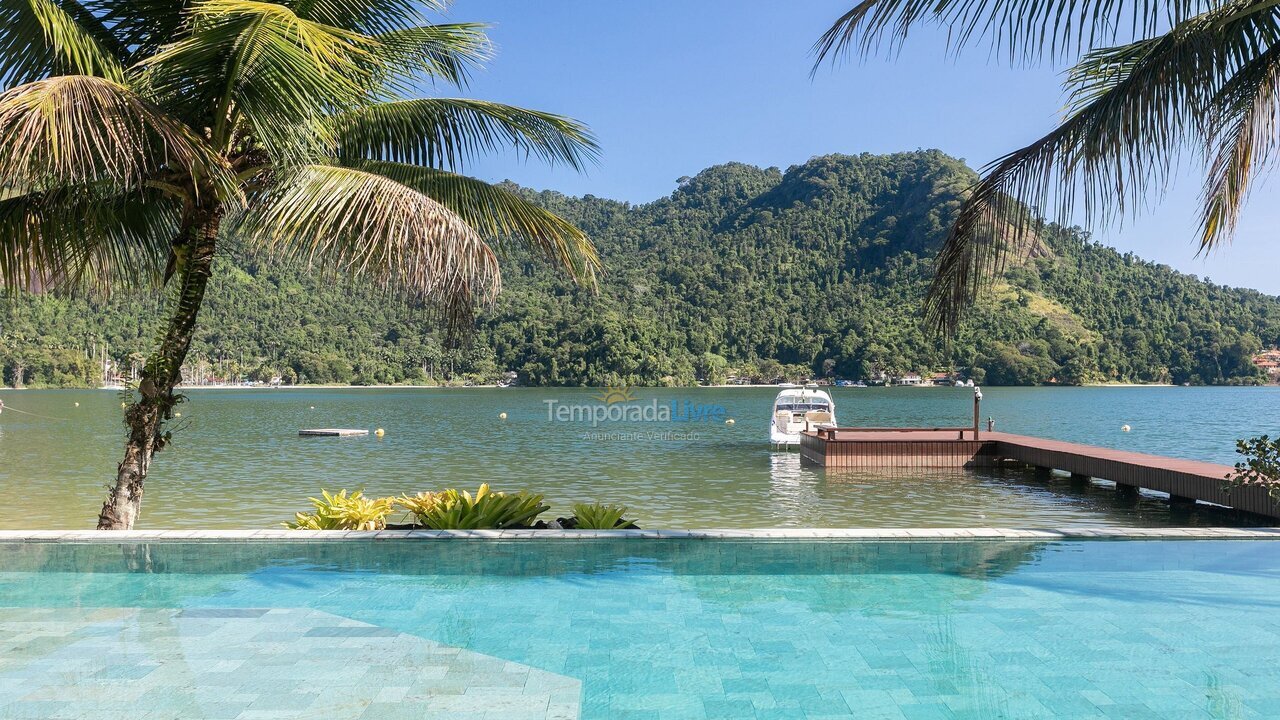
[1069,472,1091,486]
[1115,483,1139,499]
[1034,466,1053,479]
[1169,494,1196,506]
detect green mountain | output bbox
[3,150,1278,387]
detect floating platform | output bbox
[298,428,369,437]
[801,428,1278,520]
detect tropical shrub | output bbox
[570,503,636,529]
[398,484,549,529]
[286,490,395,530]
[1226,436,1280,503]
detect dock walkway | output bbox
[801,428,1276,519]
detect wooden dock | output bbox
[801,428,1278,520]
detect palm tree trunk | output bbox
[97,203,223,530]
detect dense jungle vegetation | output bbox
[3,150,1277,387]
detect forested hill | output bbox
[4,150,1279,387]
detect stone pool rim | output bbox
[2,527,1280,542]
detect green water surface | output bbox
[1,386,1277,529]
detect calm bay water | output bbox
[0,386,1277,529]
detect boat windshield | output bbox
[776,402,829,412]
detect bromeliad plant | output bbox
[398,484,549,529]
[569,502,636,529]
[286,490,395,530]
[0,1,598,529]
[1226,435,1280,503]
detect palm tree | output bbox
[0,0,600,529]
[815,2,1280,332]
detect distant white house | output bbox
[897,373,923,386]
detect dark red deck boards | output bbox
[800,429,1277,519]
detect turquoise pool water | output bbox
[3,539,1279,719]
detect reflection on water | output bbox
[765,452,822,521]
[0,386,1276,529]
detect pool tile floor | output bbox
[0,607,581,720]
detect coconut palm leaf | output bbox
[234,163,500,325]
[355,159,600,283]
[1200,41,1280,248]
[0,75,231,196]
[143,0,380,162]
[922,2,1280,332]
[375,23,492,88]
[330,98,599,170]
[813,0,1204,66]
[287,2,490,88]
[0,0,125,84]
[0,186,177,290]
[94,0,191,61]
[289,0,443,34]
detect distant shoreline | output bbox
[170,381,1179,390]
[11,381,1268,392]
[178,383,501,390]
[1082,382,1176,388]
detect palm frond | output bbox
[330,98,599,171]
[1200,41,1280,249]
[0,186,178,292]
[289,0,445,35]
[375,23,492,89]
[813,0,1206,67]
[94,0,191,61]
[0,75,232,197]
[924,1,1278,333]
[355,159,599,284]
[235,164,500,327]
[143,0,381,164]
[0,0,125,85]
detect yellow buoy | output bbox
[375,428,385,437]
[1121,424,1131,433]
[74,402,80,407]
[499,412,508,420]
[725,418,735,426]
[309,406,315,410]
[121,402,127,408]
[174,412,181,417]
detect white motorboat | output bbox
[769,385,837,449]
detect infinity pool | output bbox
[2,539,1279,719]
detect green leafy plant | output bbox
[398,484,549,529]
[1226,436,1280,503]
[570,502,636,529]
[286,490,395,530]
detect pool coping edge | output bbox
[1,527,1278,542]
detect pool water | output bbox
[3,539,1279,719]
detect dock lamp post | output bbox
[973,387,983,440]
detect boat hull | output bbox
[768,386,836,449]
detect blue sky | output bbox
[449,0,1279,295]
